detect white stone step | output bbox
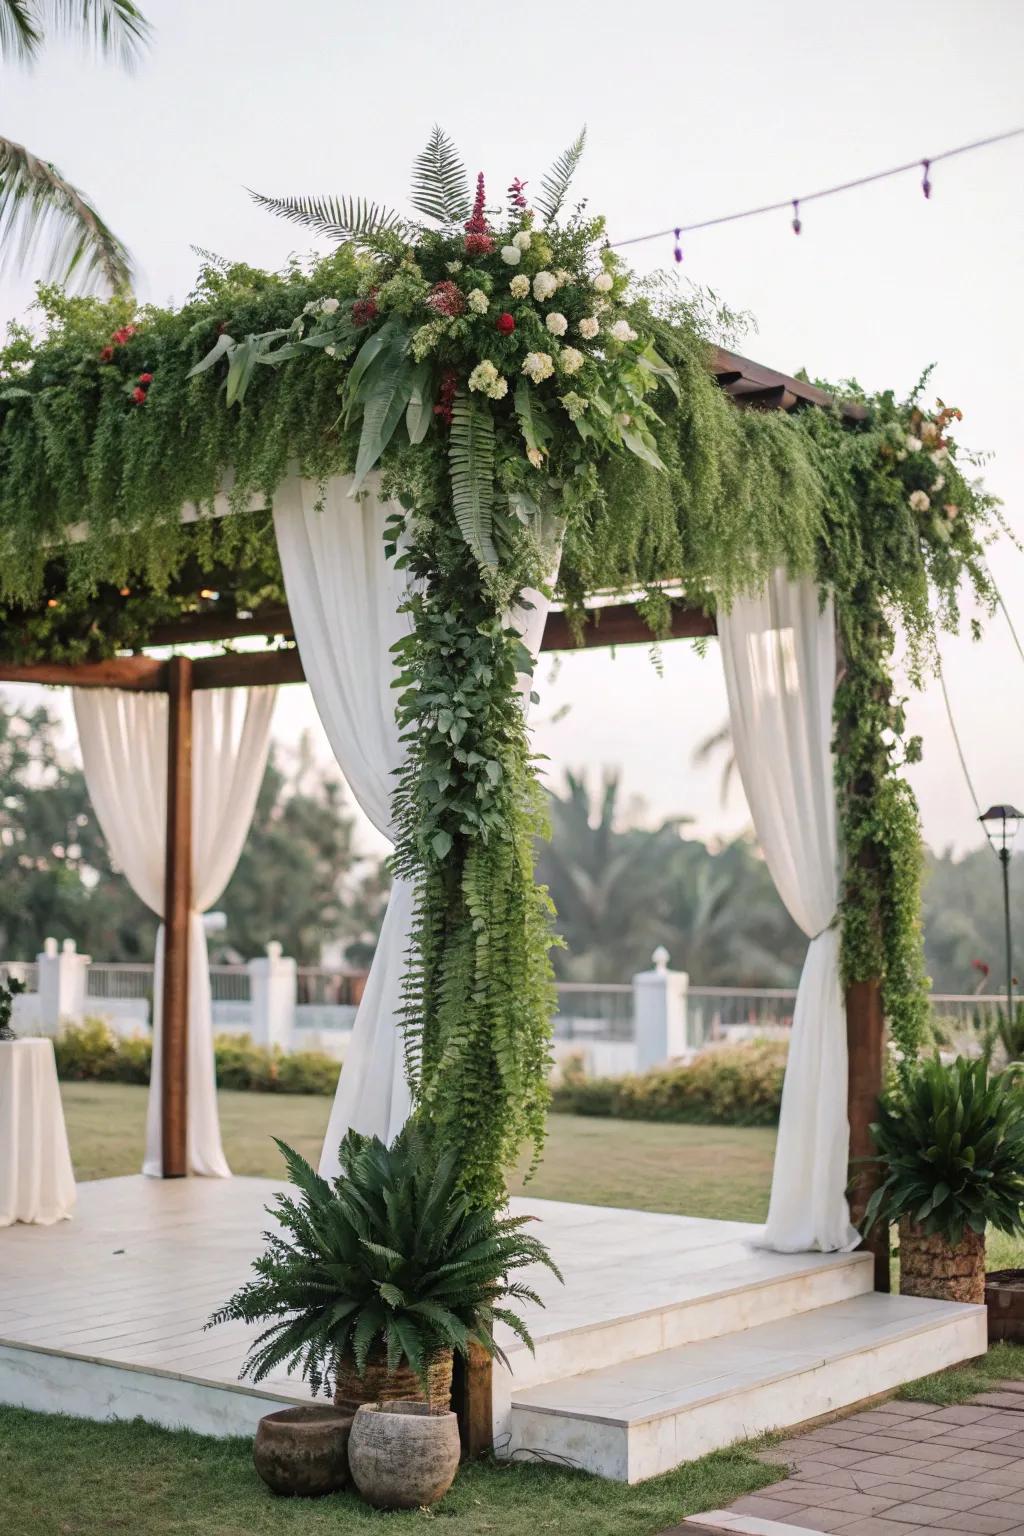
[509,1292,988,1483]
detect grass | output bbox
[59,1082,778,1222]
[898,1339,1024,1405]
[0,1406,783,1536]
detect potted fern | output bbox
[209,1122,560,1414]
[862,1054,1024,1303]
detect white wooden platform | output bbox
[0,1176,986,1479]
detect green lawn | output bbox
[0,1407,782,1536]
[60,1081,778,1223]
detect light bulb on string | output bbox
[921,159,932,199]
[673,227,683,263]
[791,199,802,236]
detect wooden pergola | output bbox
[0,344,884,1291]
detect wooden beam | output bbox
[161,655,193,1179]
[846,976,889,1291]
[451,1340,493,1460]
[0,656,167,690]
[541,601,716,650]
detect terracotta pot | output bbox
[334,1347,453,1413]
[348,1400,460,1510]
[252,1404,352,1497]
[986,1268,1024,1342]
[899,1216,986,1304]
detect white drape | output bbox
[273,474,559,1178]
[73,686,276,1177]
[718,571,859,1253]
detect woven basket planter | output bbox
[334,1348,453,1413]
[899,1216,986,1304]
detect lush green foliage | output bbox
[53,1018,339,1096]
[208,1123,560,1395]
[552,1039,787,1127]
[0,129,1004,1203]
[0,972,21,1038]
[864,1054,1024,1246]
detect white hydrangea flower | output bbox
[509,273,530,298]
[909,489,931,512]
[501,245,522,265]
[532,271,558,302]
[932,474,946,493]
[513,230,532,251]
[593,271,614,293]
[489,376,508,399]
[931,445,949,464]
[320,297,340,314]
[527,446,544,469]
[593,297,610,313]
[944,502,960,520]
[545,312,568,337]
[469,359,500,395]
[609,319,638,343]
[467,289,489,315]
[920,420,940,444]
[324,345,336,357]
[560,346,584,375]
[446,260,463,273]
[554,269,573,287]
[616,412,631,427]
[522,350,555,383]
[578,316,600,340]
[905,434,923,453]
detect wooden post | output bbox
[451,1341,493,1460]
[161,655,193,1178]
[846,977,890,1291]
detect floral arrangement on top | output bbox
[190,126,675,574]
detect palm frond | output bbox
[534,126,586,225]
[0,0,40,61]
[38,2,152,68]
[449,391,497,569]
[409,123,471,225]
[0,134,133,292]
[247,188,407,246]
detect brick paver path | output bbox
[675,1382,1024,1534]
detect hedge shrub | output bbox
[53,1018,340,1096]
[551,1039,787,1126]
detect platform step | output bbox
[509,1292,987,1483]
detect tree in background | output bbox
[220,735,390,966]
[922,844,1024,995]
[536,770,807,985]
[0,698,388,966]
[0,0,148,292]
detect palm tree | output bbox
[0,2,149,292]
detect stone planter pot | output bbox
[986,1269,1024,1342]
[899,1216,986,1304]
[334,1347,452,1414]
[252,1404,352,1497]
[348,1400,460,1510]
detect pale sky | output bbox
[2,0,1023,858]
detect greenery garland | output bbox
[0,128,1007,1197]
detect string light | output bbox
[608,126,1024,255]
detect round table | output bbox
[0,1038,76,1226]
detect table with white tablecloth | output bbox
[0,1038,76,1226]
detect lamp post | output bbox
[979,804,1023,1021]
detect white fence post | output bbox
[35,936,90,1034]
[248,941,297,1051]
[632,945,689,1072]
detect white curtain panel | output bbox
[718,571,859,1253]
[273,474,559,1178]
[73,685,276,1177]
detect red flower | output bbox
[465,172,487,233]
[351,294,378,327]
[496,312,515,335]
[464,232,494,256]
[131,386,147,404]
[99,346,114,362]
[111,325,137,345]
[138,372,153,385]
[508,177,529,211]
[433,367,458,428]
[426,280,466,318]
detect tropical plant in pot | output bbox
[862,1054,1024,1303]
[208,1121,561,1412]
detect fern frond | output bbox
[409,125,471,225]
[247,189,407,245]
[448,392,497,569]
[534,126,587,225]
